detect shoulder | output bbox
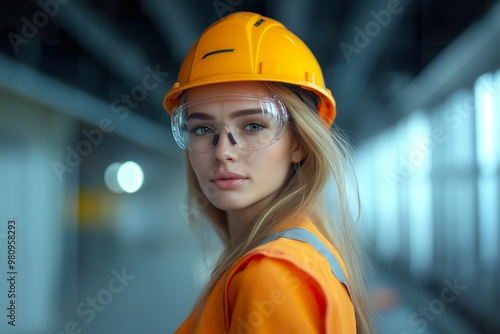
[223,250,327,332]
[226,228,350,301]
[227,246,323,296]
[240,224,350,292]
[222,226,355,332]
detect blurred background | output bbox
[0,0,499,333]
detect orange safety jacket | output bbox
[174,218,356,333]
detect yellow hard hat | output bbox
[163,11,336,126]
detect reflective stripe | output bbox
[258,228,352,299]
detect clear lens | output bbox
[171,94,288,153]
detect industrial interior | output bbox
[1,0,499,333]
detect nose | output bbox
[213,124,238,161]
[212,132,237,147]
[212,123,238,147]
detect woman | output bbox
[163,11,376,334]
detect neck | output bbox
[227,209,257,239]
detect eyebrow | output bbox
[186,112,214,120]
[229,108,266,119]
[187,108,266,120]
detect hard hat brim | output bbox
[164,75,336,126]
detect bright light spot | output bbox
[117,161,144,193]
[104,162,123,193]
[105,161,144,193]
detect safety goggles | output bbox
[171,94,289,153]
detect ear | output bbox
[291,137,307,163]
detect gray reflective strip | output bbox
[258,228,352,299]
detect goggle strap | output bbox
[228,132,238,145]
[211,133,220,146]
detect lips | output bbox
[211,172,248,189]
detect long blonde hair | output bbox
[183,82,377,333]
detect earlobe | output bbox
[291,140,307,163]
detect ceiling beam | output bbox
[50,0,170,121]
[394,1,500,112]
[358,1,500,140]
[141,0,201,64]
[0,53,180,157]
[327,0,415,118]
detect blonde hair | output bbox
[183,82,378,333]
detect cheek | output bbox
[188,154,208,180]
[246,131,295,166]
[250,143,294,176]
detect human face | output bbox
[186,82,303,214]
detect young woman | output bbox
[163,11,376,334]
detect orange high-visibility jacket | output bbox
[174,218,356,333]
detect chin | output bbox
[207,195,252,212]
[210,201,248,212]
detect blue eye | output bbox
[190,125,215,136]
[244,123,264,132]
